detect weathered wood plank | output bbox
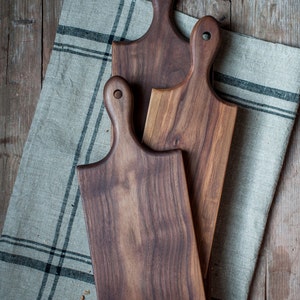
[0,1,9,84]
[0,0,62,233]
[0,0,10,233]
[176,0,231,27]
[231,1,300,298]
[0,0,42,233]
[231,1,300,47]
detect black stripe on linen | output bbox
[0,235,92,265]
[57,25,125,43]
[37,2,126,298]
[0,251,94,284]
[53,47,112,61]
[47,3,137,297]
[54,42,112,57]
[85,0,137,164]
[216,90,296,120]
[214,71,300,103]
[45,1,137,299]
[55,25,300,105]
[53,42,112,61]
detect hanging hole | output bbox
[202,32,211,41]
[113,89,122,99]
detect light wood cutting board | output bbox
[143,16,237,278]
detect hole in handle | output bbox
[114,89,123,99]
[202,32,211,41]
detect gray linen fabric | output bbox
[0,0,300,299]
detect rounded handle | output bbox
[104,76,134,143]
[152,0,174,21]
[190,16,220,77]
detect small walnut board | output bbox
[143,16,237,278]
[77,76,205,299]
[112,0,190,139]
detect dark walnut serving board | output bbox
[77,76,206,299]
[143,16,237,278]
[112,0,190,139]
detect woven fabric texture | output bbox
[1,0,300,299]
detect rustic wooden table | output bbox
[0,0,299,298]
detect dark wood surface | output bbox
[143,16,237,279]
[0,0,63,232]
[1,0,300,298]
[112,0,191,140]
[77,76,205,299]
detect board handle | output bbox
[152,0,174,22]
[148,0,186,41]
[104,76,135,144]
[190,16,220,81]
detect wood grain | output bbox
[231,1,300,47]
[0,0,62,233]
[0,0,9,234]
[176,0,231,27]
[0,0,42,233]
[143,16,237,279]
[77,76,205,300]
[112,0,191,140]
[2,0,300,297]
[0,1,9,85]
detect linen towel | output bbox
[0,0,300,299]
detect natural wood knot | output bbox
[174,136,181,147]
[113,89,123,99]
[12,19,36,26]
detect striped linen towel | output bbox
[0,0,299,299]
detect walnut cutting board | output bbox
[143,16,237,278]
[112,0,190,139]
[77,76,205,299]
